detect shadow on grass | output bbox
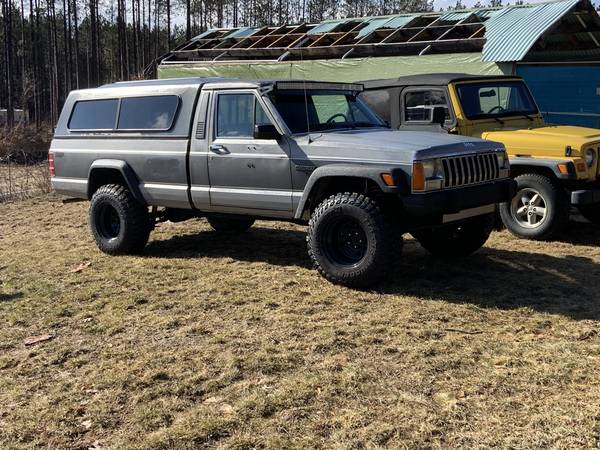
[560,221,600,247]
[0,292,23,302]
[146,225,600,320]
[146,226,312,268]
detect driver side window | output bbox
[403,90,450,123]
[216,93,272,138]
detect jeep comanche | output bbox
[50,78,514,287]
[360,74,600,240]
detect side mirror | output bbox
[431,107,446,127]
[254,124,280,140]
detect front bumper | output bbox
[571,188,600,205]
[402,178,517,217]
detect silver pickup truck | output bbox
[50,78,515,287]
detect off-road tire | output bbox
[307,192,399,288]
[89,184,151,255]
[499,173,569,240]
[412,213,494,257]
[207,215,255,232]
[577,204,600,225]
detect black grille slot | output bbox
[440,152,501,188]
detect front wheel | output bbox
[89,184,151,255]
[307,192,398,288]
[411,213,493,257]
[577,204,600,225]
[499,174,569,240]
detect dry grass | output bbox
[1,195,600,449]
[0,164,51,201]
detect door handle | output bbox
[210,144,229,155]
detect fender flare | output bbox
[509,156,577,180]
[87,159,146,205]
[293,164,408,219]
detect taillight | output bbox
[48,152,55,177]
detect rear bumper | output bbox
[402,178,516,217]
[571,188,600,205]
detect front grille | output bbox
[441,153,500,188]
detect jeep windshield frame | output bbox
[455,80,540,121]
[267,89,386,135]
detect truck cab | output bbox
[50,77,514,287]
[360,74,600,240]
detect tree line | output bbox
[0,0,436,129]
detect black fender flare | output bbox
[510,156,577,180]
[294,164,409,219]
[87,159,147,205]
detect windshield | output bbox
[268,90,385,134]
[456,81,539,120]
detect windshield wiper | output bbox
[491,116,505,125]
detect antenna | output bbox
[299,44,313,144]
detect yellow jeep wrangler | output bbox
[360,74,600,240]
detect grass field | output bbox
[1,195,600,449]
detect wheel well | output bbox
[304,176,400,219]
[88,168,128,198]
[510,165,557,181]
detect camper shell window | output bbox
[68,99,119,130]
[68,95,180,132]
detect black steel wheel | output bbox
[307,192,399,288]
[89,184,151,255]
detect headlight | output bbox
[412,159,444,192]
[421,159,444,178]
[584,148,596,168]
[496,150,509,169]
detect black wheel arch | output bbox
[87,159,146,205]
[294,165,409,220]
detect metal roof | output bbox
[158,0,600,66]
[482,0,582,62]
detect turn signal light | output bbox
[557,163,569,174]
[412,162,425,192]
[380,173,395,187]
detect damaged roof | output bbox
[159,0,600,65]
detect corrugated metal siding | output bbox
[307,20,348,35]
[224,27,261,39]
[518,64,600,128]
[439,11,474,23]
[356,15,415,39]
[482,0,580,62]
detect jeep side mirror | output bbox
[254,124,280,140]
[431,107,446,127]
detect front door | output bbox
[208,91,293,215]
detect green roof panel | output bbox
[482,0,581,62]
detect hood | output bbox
[483,125,600,156]
[296,128,503,164]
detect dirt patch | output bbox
[1,195,599,449]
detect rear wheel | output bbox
[499,174,568,240]
[307,192,398,288]
[412,214,493,257]
[577,203,600,225]
[89,184,151,255]
[207,215,255,232]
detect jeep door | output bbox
[207,91,293,216]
